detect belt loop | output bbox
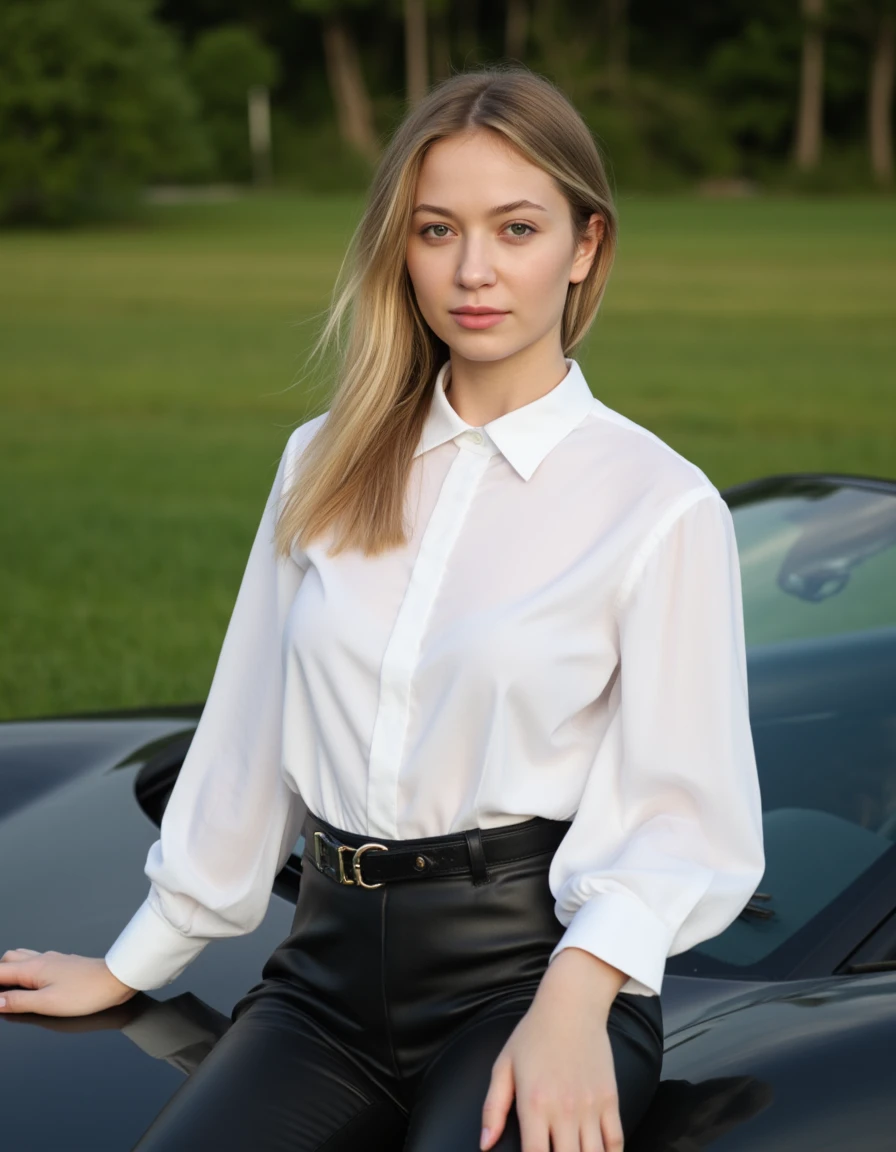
[464,828,491,886]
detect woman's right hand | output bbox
[0,949,138,1017]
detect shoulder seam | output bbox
[582,406,712,488]
[613,486,719,617]
[284,410,328,481]
[286,409,328,453]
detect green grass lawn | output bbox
[2,190,894,719]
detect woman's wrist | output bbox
[537,946,627,1018]
[101,959,138,1000]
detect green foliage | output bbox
[291,0,376,16]
[0,0,212,225]
[270,112,374,192]
[582,75,739,192]
[705,17,801,163]
[1,0,888,217]
[760,140,887,194]
[188,25,279,182]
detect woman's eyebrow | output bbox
[411,199,548,217]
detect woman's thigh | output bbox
[131,998,407,1152]
[404,992,663,1152]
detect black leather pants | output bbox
[133,810,664,1151]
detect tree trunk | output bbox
[431,6,452,81]
[505,0,529,61]
[456,0,478,65]
[868,8,894,185]
[606,0,629,92]
[247,86,272,186]
[794,0,825,171]
[321,15,378,162]
[405,0,429,106]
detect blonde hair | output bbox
[275,64,618,559]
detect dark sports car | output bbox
[2,472,895,1150]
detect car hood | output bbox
[630,969,896,1152]
[0,711,302,1148]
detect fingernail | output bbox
[480,1128,490,1149]
[0,997,6,1007]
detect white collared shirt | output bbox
[105,358,765,997]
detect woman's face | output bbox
[405,128,602,365]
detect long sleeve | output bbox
[547,486,765,997]
[105,425,316,991]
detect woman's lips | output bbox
[450,310,509,330]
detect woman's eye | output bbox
[506,222,534,238]
[422,223,451,238]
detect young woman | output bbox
[0,66,764,1152]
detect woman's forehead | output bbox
[414,130,560,210]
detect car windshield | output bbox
[669,477,896,979]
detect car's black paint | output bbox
[630,971,896,1152]
[2,473,895,1150]
[0,712,298,1148]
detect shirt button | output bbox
[467,430,483,445]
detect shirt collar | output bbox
[413,358,595,481]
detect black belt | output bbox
[306,814,571,889]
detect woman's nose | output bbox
[455,239,497,290]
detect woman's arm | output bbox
[480,485,765,1151]
[101,418,324,992]
[546,486,765,997]
[0,423,322,1014]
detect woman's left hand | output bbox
[479,948,627,1152]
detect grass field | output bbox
[2,191,895,720]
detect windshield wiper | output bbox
[739,891,774,920]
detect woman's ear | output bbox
[569,213,605,285]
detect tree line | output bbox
[291,0,894,186]
[0,0,893,224]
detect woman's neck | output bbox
[443,341,570,427]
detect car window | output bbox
[734,484,896,645]
[669,480,896,980]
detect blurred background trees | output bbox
[0,0,893,224]
[0,0,211,223]
[188,24,279,182]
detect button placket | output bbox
[365,448,491,838]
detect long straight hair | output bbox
[274,64,618,559]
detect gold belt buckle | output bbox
[349,842,389,888]
[314,832,388,889]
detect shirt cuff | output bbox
[104,898,210,992]
[548,889,674,998]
